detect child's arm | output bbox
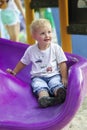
[0,0,8,9]
[7,61,26,76]
[59,62,68,88]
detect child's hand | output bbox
[6,68,16,76]
[62,78,68,89]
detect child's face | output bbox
[32,25,52,47]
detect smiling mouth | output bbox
[44,39,50,42]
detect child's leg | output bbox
[31,77,60,108]
[48,74,66,104]
[38,90,49,99]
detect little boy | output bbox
[7,18,68,108]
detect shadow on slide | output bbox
[0,38,87,130]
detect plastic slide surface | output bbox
[0,38,87,130]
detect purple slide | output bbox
[0,38,87,130]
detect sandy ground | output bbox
[68,95,87,130]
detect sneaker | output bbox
[38,96,59,108]
[56,87,66,104]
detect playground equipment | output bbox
[24,0,87,52]
[24,0,72,52]
[0,0,87,129]
[0,38,87,130]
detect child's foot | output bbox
[56,87,66,104]
[38,96,59,108]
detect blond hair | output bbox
[30,18,51,34]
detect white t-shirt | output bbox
[21,43,67,77]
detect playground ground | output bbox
[68,95,87,130]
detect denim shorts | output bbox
[31,74,64,96]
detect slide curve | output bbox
[0,38,87,130]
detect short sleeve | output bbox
[20,47,31,65]
[55,45,67,64]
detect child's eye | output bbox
[48,31,51,33]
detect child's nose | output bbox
[45,33,49,37]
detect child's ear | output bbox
[32,33,36,39]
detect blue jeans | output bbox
[31,74,64,96]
